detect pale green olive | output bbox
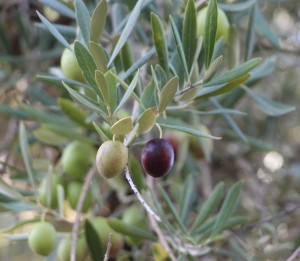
[60,44,85,82]
[61,141,93,180]
[197,6,230,43]
[28,222,56,256]
[96,140,128,179]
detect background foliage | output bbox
[0,0,299,260]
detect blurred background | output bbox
[0,0,299,260]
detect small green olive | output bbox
[61,141,93,180]
[28,222,56,256]
[96,140,128,179]
[197,6,230,43]
[122,204,147,245]
[60,43,85,82]
[58,234,87,261]
[67,181,92,213]
[39,173,64,209]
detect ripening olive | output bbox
[28,222,56,256]
[141,138,174,178]
[96,140,128,179]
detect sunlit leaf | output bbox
[136,107,158,135]
[90,0,107,43]
[110,117,133,135]
[151,13,169,74]
[89,42,108,73]
[204,58,261,87]
[158,76,178,113]
[182,0,197,72]
[95,70,110,107]
[36,11,71,50]
[75,0,91,45]
[204,0,217,68]
[170,16,189,79]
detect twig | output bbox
[103,233,112,261]
[147,177,177,261]
[233,203,300,235]
[124,165,161,222]
[71,164,97,261]
[287,245,300,261]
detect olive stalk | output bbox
[71,164,96,261]
[124,165,161,222]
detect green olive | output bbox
[39,173,64,209]
[122,204,147,245]
[67,181,92,213]
[61,141,93,180]
[28,222,56,256]
[197,6,230,43]
[58,234,87,261]
[89,217,123,257]
[60,44,85,82]
[96,140,128,179]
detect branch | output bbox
[71,164,97,261]
[287,245,300,261]
[124,165,161,222]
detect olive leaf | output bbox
[158,76,178,113]
[110,117,133,135]
[136,107,158,135]
[90,0,107,43]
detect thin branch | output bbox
[71,164,97,261]
[103,233,112,261]
[287,245,300,261]
[147,177,177,261]
[124,165,161,222]
[233,203,300,235]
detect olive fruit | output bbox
[61,141,92,180]
[67,181,92,213]
[60,44,85,82]
[89,217,123,257]
[96,140,128,179]
[28,222,56,256]
[197,6,230,43]
[58,234,87,261]
[39,173,64,209]
[141,138,174,178]
[122,204,147,245]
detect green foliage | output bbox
[0,0,297,260]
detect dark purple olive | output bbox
[141,138,174,178]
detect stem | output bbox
[124,165,161,222]
[155,123,163,139]
[103,233,113,261]
[71,164,96,261]
[147,177,177,261]
[287,245,300,261]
